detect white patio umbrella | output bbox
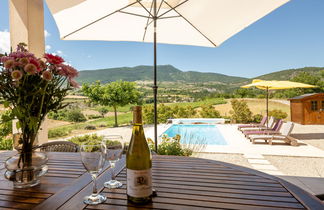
[46,0,290,151]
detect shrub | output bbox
[173,105,197,118]
[48,128,70,138]
[143,104,198,124]
[0,137,13,150]
[158,104,174,123]
[229,99,252,123]
[68,134,120,146]
[66,110,87,122]
[98,107,109,118]
[84,125,96,130]
[143,105,154,124]
[87,114,101,119]
[68,134,103,145]
[268,109,288,119]
[48,109,68,121]
[0,110,13,150]
[252,114,263,123]
[199,104,221,118]
[49,109,87,122]
[147,135,193,156]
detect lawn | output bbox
[48,112,132,139]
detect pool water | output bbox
[163,124,228,145]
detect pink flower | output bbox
[44,53,64,65]
[57,64,78,79]
[9,51,35,59]
[42,71,53,81]
[24,64,37,75]
[69,79,79,88]
[11,70,23,80]
[4,60,15,69]
[29,57,41,71]
[38,59,46,69]
[19,57,29,66]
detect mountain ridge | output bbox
[76,65,324,85]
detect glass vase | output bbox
[4,150,48,188]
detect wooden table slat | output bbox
[101,191,305,209]
[117,172,283,188]
[103,187,297,203]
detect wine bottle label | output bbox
[127,169,152,198]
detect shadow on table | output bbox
[278,175,324,201]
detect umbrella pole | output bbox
[266,87,269,128]
[153,0,158,152]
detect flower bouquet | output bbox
[0,43,79,188]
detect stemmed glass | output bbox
[80,144,107,205]
[102,135,124,189]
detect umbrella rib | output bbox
[136,0,154,18]
[159,15,181,19]
[62,1,141,39]
[119,11,151,19]
[157,0,189,19]
[142,0,155,42]
[163,1,217,47]
[156,0,164,16]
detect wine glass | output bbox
[80,144,107,205]
[102,135,124,189]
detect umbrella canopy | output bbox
[241,79,316,126]
[241,79,317,90]
[46,0,289,46]
[46,0,290,151]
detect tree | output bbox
[199,104,221,118]
[98,107,109,118]
[174,105,197,118]
[229,99,252,123]
[83,80,141,127]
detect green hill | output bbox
[254,67,324,81]
[76,65,247,84]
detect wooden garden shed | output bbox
[289,93,324,125]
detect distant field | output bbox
[214,98,290,120]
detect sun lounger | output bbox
[249,121,297,146]
[240,116,275,132]
[238,116,267,130]
[244,119,283,138]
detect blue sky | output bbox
[0,0,324,78]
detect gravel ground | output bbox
[264,155,324,177]
[291,124,324,151]
[304,140,324,151]
[194,153,251,168]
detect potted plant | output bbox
[0,43,79,188]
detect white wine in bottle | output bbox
[126,106,152,204]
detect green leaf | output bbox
[3,101,9,108]
[16,121,21,129]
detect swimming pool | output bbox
[163,124,228,145]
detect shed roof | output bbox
[289,93,324,101]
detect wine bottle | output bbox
[126,106,152,204]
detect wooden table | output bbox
[0,151,322,210]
